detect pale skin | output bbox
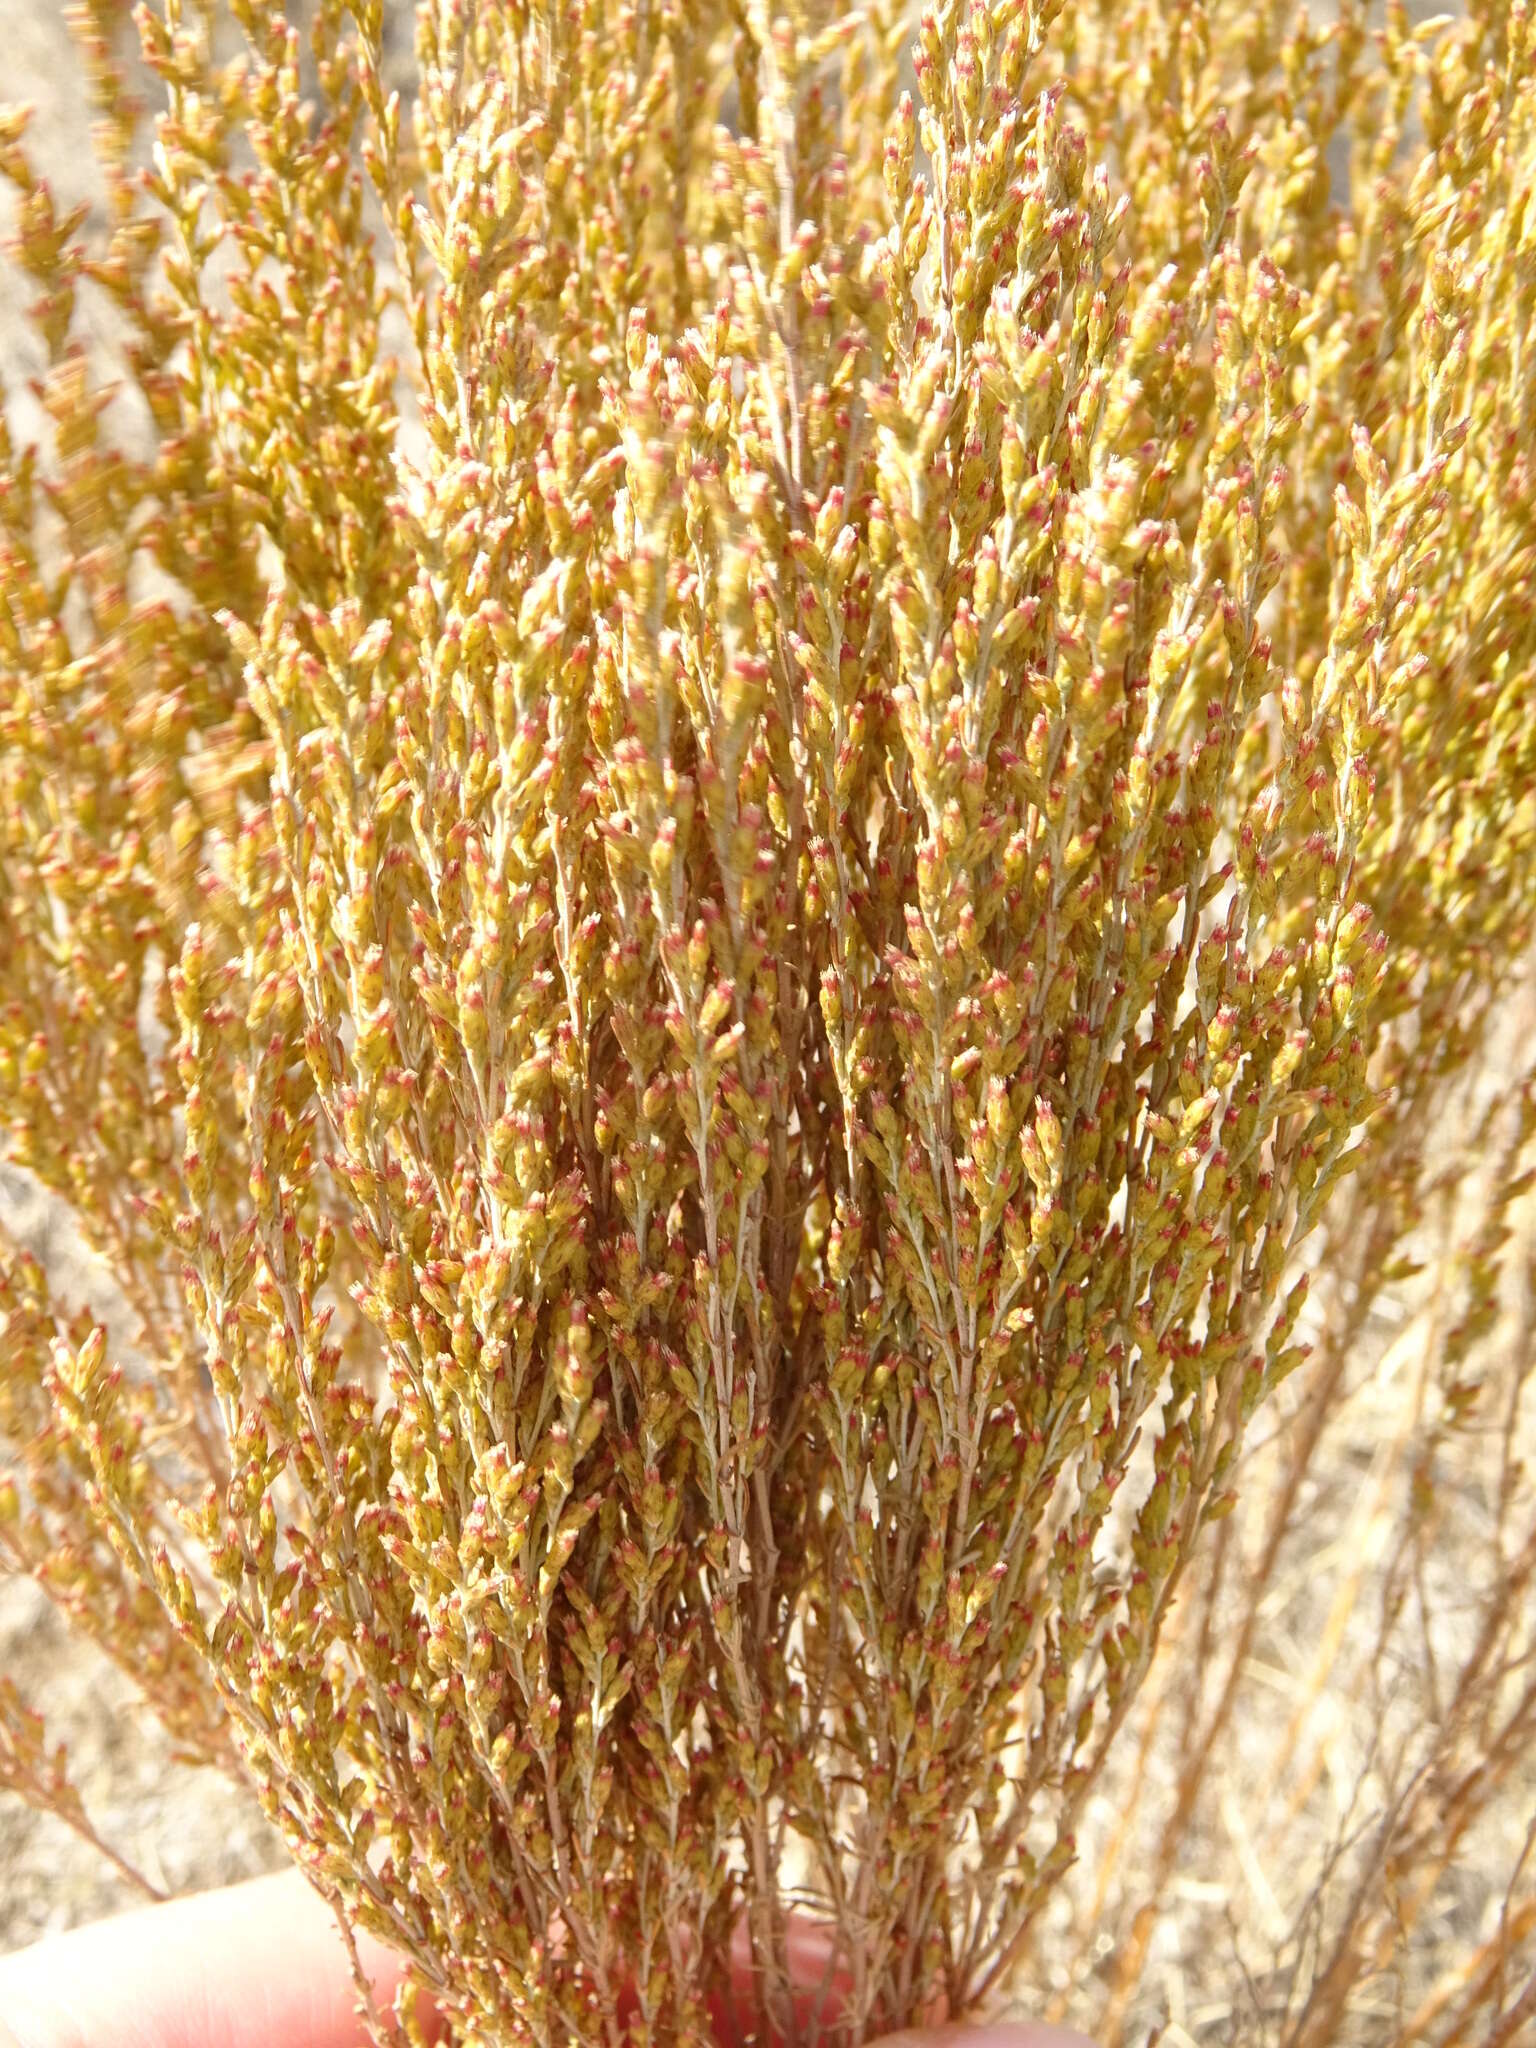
[0,1869,1097,2048]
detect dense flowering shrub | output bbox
[1,2,1534,2044]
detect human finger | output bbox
[0,1866,422,2048]
[720,1918,1097,2048]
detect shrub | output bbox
[1,2,1534,2044]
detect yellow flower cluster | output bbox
[1,3,1534,2044]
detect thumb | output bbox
[0,1868,427,2048]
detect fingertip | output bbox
[0,1866,408,2048]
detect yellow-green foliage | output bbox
[0,2,1534,2044]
